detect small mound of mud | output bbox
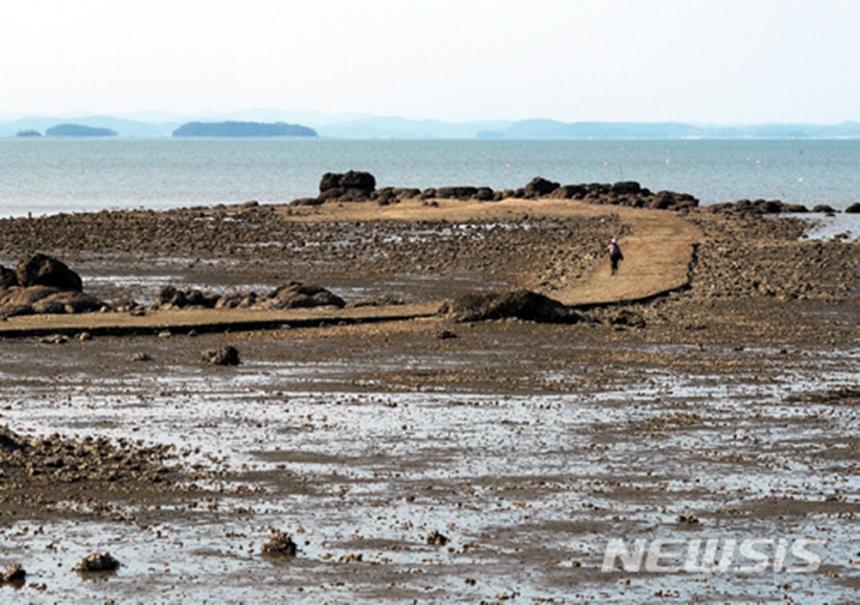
[74,552,121,573]
[441,290,582,324]
[261,530,297,557]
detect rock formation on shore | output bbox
[0,254,104,319]
[154,281,346,311]
[293,171,700,211]
[441,290,583,323]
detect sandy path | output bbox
[550,206,702,306]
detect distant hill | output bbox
[478,120,860,140]
[0,116,178,137]
[46,124,117,137]
[317,116,512,139]
[172,121,317,138]
[15,129,42,138]
[3,112,860,140]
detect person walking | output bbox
[608,237,624,275]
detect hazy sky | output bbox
[2,0,857,122]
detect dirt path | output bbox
[550,205,702,306]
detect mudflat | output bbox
[0,197,857,602]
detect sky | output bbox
[1,0,857,123]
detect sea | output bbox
[1,138,860,216]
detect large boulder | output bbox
[611,181,642,195]
[265,282,345,310]
[523,177,560,198]
[318,171,376,202]
[441,290,582,323]
[0,266,18,289]
[846,203,860,214]
[16,254,83,291]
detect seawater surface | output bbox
[2,139,860,215]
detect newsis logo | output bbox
[601,537,823,574]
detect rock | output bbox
[611,181,642,195]
[16,254,83,291]
[523,177,560,198]
[426,530,449,546]
[156,286,219,309]
[0,266,18,289]
[318,171,376,202]
[40,334,69,345]
[31,291,103,314]
[202,346,240,366]
[845,203,860,213]
[74,552,121,573]
[261,530,298,557]
[291,196,324,206]
[441,290,582,323]
[266,282,345,309]
[77,331,93,341]
[811,204,837,213]
[474,187,495,201]
[436,329,458,339]
[129,352,152,362]
[435,186,479,200]
[0,563,26,583]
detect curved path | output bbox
[549,204,702,307]
[0,200,701,338]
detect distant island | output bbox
[45,124,118,137]
[172,121,317,138]
[16,129,42,138]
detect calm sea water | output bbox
[1,138,859,216]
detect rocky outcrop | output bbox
[708,199,810,215]
[17,254,83,291]
[318,171,377,202]
[156,282,345,311]
[292,172,698,211]
[441,290,583,323]
[262,282,346,310]
[0,255,104,318]
[846,203,860,214]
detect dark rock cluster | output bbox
[155,281,345,311]
[0,254,104,319]
[708,199,813,215]
[293,171,699,211]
